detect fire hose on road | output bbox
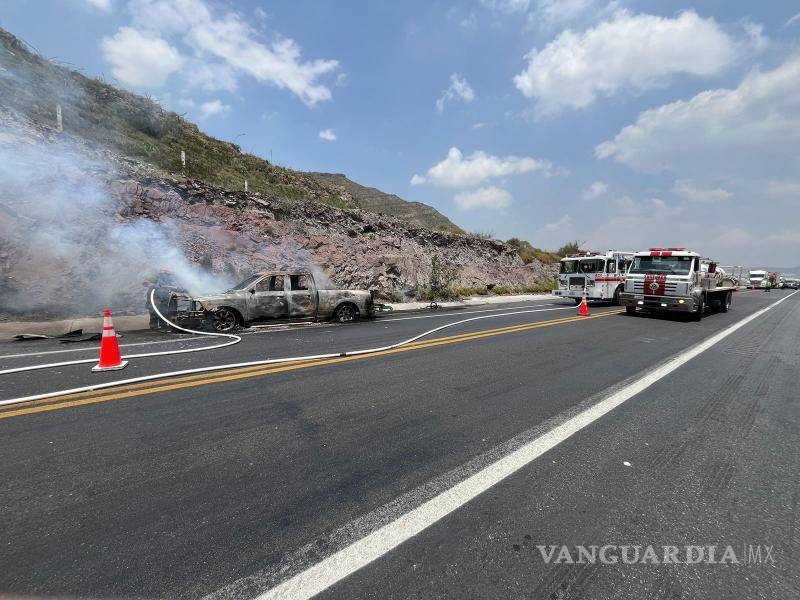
[0,293,580,408]
[0,290,242,376]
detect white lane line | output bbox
[0,335,201,359]
[255,290,798,600]
[380,302,571,322]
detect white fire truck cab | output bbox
[620,248,737,321]
[553,250,634,305]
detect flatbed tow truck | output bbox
[620,248,737,321]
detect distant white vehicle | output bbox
[748,269,767,289]
[553,250,635,305]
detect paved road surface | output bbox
[1,290,797,599]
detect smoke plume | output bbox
[0,110,230,317]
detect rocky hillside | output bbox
[0,27,557,319]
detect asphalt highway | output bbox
[1,290,797,599]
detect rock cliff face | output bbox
[111,177,555,301]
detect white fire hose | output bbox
[0,296,578,408]
[0,290,241,375]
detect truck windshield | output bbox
[578,259,604,273]
[559,260,578,274]
[630,256,693,275]
[227,275,263,291]
[560,259,605,274]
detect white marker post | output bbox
[56,104,63,132]
[180,150,186,174]
[244,179,248,192]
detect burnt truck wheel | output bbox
[625,306,636,316]
[334,303,359,323]
[721,291,732,313]
[212,307,240,332]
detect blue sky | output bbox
[2,0,799,266]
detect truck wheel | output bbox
[613,285,623,305]
[625,306,636,316]
[692,299,704,321]
[334,303,359,323]
[212,307,240,332]
[720,291,732,313]
[573,297,582,305]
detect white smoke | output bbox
[0,110,231,316]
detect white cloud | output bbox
[672,180,732,203]
[514,10,735,115]
[413,147,553,189]
[86,0,112,9]
[534,0,596,27]
[101,27,183,88]
[480,0,530,14]
[185,62,238,92]
[472,122,486,130]
[785,13,800,28]
[453,186,511,210]
[742,20,768,53]
[581,180,607,200]
[614,196,682,217]
[254,6,269,22]
[126,0,338,106]
[436,73,475,113]
[544,214,573,232]
[319,129,337,141]
[595,56,800,182]
[197,99,230,119]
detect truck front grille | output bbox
[632,280,679,294]
[569,276,585,287]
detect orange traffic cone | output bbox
[92,309,128,372]
[578,287,590,317]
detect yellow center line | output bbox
[0,310,622,420]
[6,311,596,408]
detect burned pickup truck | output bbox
[174,271,375,332]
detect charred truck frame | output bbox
[161,271,375,332]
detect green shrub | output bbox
[506,238,560,264]
[556,240,584,256]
